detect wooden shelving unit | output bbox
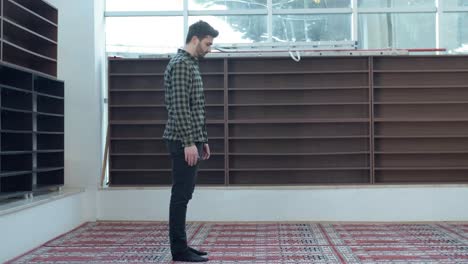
[373,57,468,183]
[228,57,370,185]
[108,55,468,186]
[108,58,225,186]
[0,0,58,77]
[0,63,64,198]
[108,57,370,186]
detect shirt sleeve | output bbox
[203,122,208,143]
[171,61,195,147]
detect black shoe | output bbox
[189,246,207,256]
[172,250,209,262]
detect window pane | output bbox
[189,16,267,43]
[359,13,435,49]
[106,0,183,11]
[273,14,351,42]
[106,17,184,54]
[272,0,350,9]
[443,0,468,7]
[358,0,435,8]
[189,0,267,10]
[441,13,468,53]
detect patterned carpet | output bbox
[6,222,468,263]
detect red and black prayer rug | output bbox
[6,222,468,263]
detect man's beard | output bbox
[196,45,207,59]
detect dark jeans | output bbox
[165,140,203,255]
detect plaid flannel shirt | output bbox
[163,49,208,147]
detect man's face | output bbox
[195,36,214,58]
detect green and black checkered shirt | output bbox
[163,49,208,147]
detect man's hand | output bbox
[202,144,211,160]
[184,145,199,166]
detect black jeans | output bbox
[165,140,203,255]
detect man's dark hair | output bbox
[185,20,219,44]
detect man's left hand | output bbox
[202,144,211,160]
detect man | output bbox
[163,20,218,262]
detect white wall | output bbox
[0,191,88,263]
[44,0,105,221]
[98,185,468,222]
[48,0,103,191]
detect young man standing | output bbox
[163,21,219,262]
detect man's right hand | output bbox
[184,145,199,166]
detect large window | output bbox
[106,0,184,11]
[359,13,435,49]
[105,0,468,54]
[106,17,184,54]
[358,0,435,7]
[443,0,468,7]
[188,15,268,43]
[189,0,267,10]
[441,12,468,53]
[273,0,350,8]
[273,14,351,42]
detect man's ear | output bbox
[191,36,199,45]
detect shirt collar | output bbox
[177,49,198,63]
